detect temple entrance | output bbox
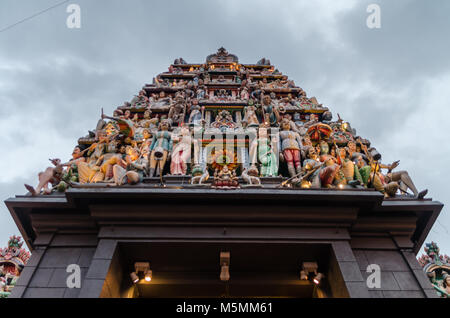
[102,241,345,298]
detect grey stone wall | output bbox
[9,233,97,298]
[351,238,438,298]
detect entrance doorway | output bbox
[102,241,346,298]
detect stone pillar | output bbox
[78,239,118,298]
[331,241,370,298]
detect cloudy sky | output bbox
[0,0,449,255]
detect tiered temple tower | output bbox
[5,48,443,298]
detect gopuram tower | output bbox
[5,48,443,298]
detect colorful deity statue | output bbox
[356,141,427,198]
[137,110,159,133]
[261,95,280,126]
[256,127,278,177]
[75,130,111,184]
[148,119,173,177]
[150,91,172,111]
[212,165,239,189]
[168,95,186,126]
[211,110,236,131]
[24,158,64,196]
[130,89,149,109]
[279,118,303,177]
[243,101,260,127]
[112,145,147,185]
[0,236,30,298]
[300,147,322,188]
[382,161,428,199]
[240,87,250,100]
[196,87,206,100]
[335,145,359,186]
[188,99,204,126]
[418,242,450,298]
[170,125,199,175]
[319,156,340,188]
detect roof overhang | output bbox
[4,188,443,254]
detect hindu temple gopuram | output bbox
[0,236,30,298]
[4,48,444,298]
[418,242,450,298]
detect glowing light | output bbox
[314,273,324,285]
[144,269,152,282]
[300,270,308,280]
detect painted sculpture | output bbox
[418,242,450,298]
[24,48,427,200]
[0,236,30,298]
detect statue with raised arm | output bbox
[24,159,64,196]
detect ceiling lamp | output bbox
[301,262,324,285]
[130,272,139,284]
[300,270,308,281]
[314,273,325,285]
[144,269,153,282]
[131,262,152,284]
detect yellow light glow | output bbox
[300,270,308,280]
[144,269,152,282]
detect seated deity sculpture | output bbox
[211,110,236,130]
[299,147,322,188]
[130,90,149,109]
[150,91,172,111]
[212,165,239,189]
[112,145,147,185]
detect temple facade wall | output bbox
[8,229,438,298]
[350,237,438,298]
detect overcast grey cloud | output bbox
[0,0,449,255]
